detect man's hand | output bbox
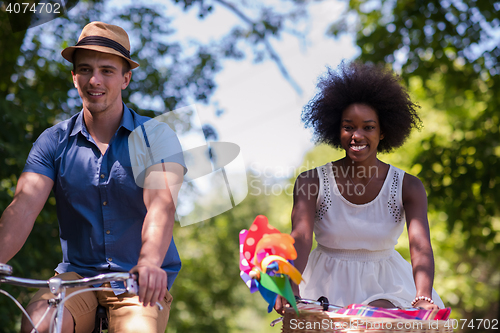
[130,264,167,307]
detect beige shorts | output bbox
[28,272,172,333]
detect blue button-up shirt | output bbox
[23,104,185,290]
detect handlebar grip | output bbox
[0,264,13,276]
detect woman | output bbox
[276,61,444,312]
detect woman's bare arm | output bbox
[275,168,318,313]
[403,173,439,309]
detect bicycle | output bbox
[0,263,147,333]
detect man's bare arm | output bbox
[130,162,184,307]
[0,172,54,263]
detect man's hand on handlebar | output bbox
[130,264,167,307]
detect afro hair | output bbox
[302,61,422,153]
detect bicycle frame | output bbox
[0,264,138,333]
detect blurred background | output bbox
[0,0,499,332]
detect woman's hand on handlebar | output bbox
[275,283,300,314]
[274,295,290,315]
[414,299,440,310]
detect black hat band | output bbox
[76,36,131,59]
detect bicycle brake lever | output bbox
[270,317,283,327]
[125,277,138,295]
[0,263,13,276]
[126,274,163,310]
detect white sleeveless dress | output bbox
[299,162,445,308]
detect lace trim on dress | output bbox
[387,169,403,223]
[316,165,332,220]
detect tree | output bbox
[329,0,500,326]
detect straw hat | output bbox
[61,21,139,69]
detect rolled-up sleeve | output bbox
[23,128,58,181]
[128,120,186,188]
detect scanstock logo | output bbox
[128,105,248,227]
[4,0,80,32]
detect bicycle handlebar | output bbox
[0,264,160,333]
[0,264,138,295]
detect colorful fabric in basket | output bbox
[333,304,451,321]
[295,303,451,321]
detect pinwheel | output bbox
[239,215,303,313]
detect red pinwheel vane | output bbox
[239,215,303,313]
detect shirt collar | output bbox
[70,103,135,137]
[119,103,135,133]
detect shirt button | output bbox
[108,258,113,262]
[100,173,105,179]
[106,230,111,235]
[103,201,108,206]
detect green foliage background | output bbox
[1,0,499,332]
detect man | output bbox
[0,22,186,333]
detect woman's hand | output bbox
[274,295,299,315]
[274,295,289,315]
[414,299,439,310]
[275,283,300,315]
